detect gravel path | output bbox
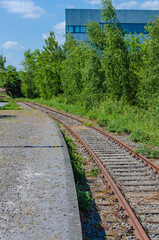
[0,109,82,240]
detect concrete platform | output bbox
[0,109,82,240]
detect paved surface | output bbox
[0,108,82,240]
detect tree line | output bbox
[0,0,158,109]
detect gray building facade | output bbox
[65,9,159,41]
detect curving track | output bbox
[20,101,159,240]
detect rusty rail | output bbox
[91,125,159,174]
[20,101,155,240]
[47,113,150,240]
[21,101,159,175]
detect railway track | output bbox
[20,101,159,240]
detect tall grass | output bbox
[0,100,22,110]
[17,97,159,149]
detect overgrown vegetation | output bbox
[17,97,159,149]
[135,145,159,159]
[0,101,22,110]
[61,130,92,212]
[1,0,158,154]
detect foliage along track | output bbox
[20,101,159,240]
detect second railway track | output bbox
[20,101,159,240]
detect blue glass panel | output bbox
[100,23,104,29]
[75,26,80,33]
[80,26,86,33]
[121,23,129,33]
[68,26,74,33]
[66,24,148,35]
[120,23,148,34]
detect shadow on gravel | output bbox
[81,175,106,239]
[0,115,16,119]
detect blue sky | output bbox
[0,0,159,69]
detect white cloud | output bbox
[116,1,138,9]
[115,0,159,10]
[84,0,159,9]
[140,0,159,9]
[42,22,65,45]
[0,0,46,19]
[42,33,49,40]
[84,0,100,5]
[54,21,65,31]
[54,21,65,45]
[1,41,24,50]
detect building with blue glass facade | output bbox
[65,9,159,41]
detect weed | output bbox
[87,168,100,177]
[97,118,109,127]
[1,101,22,110]
[135,144,159,158]
[17,97,159,148]
[83,121,93,127]
[60,129,92,212]
[76,183,93,212]
[18,136,24,139]
[130,129,150,142]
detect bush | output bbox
[130,129,150,142]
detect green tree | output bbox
[139,16,159,102]
[61,33,87,103]
[100,0,131,101]
[20,49,40,98]
[36,31,65,99]
[86,20,106,53]
[0,54,6,87]
[0,54,6,70]
[81,47,105,109]
[125,34,144,102]
[1,65,22,98]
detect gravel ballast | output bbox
[0,109,82,240]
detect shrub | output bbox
[130,129,150,142]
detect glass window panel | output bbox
[100,23,104,29]
[138,24,142,34]
[75,26,80,33]
[131,24,136,33]
[118,23,148,34]
[68,26,74,33]
[66,26,69,33]
[121,23,129,33]
[80,26,86,33]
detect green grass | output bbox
[134,145,159,159]
[0,98,8,102]
[17,97,159,152]
[17,97,87,116]
[60,129,92,212]
[86,168,101,177]
[0,100,22,110]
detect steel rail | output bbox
[46,113,150,240]
[91,125,159,174]
[21,101,152,239]
[21,101,159,175]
